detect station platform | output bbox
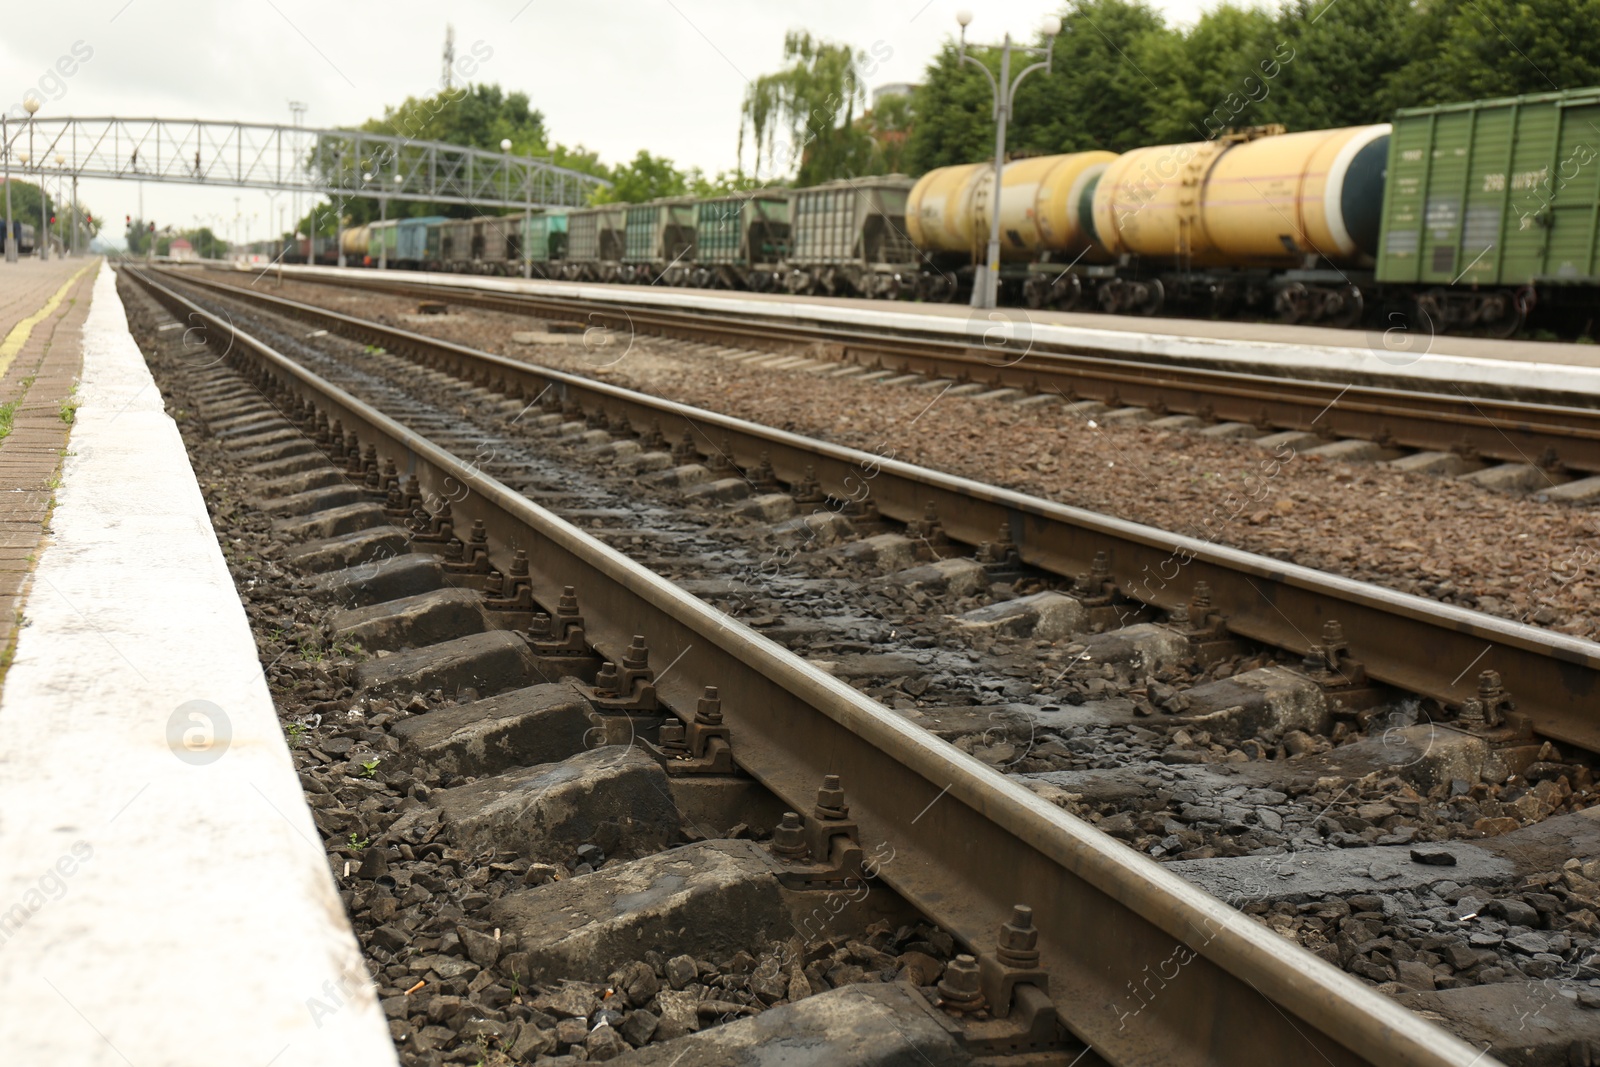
[269,263,1600,402]
[0,259,395,1065]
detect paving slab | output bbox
[0,256,96,660]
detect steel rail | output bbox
[160,268,1600,755]
[207,266,1600,473]
[130,267,1495,1067]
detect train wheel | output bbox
[926,273,957,303]
[1097,279,1125,314]
[1023,277,1048,310]
[1274,283,1310,324]
[1052,273,1084,312]
[1481,291,1525,339]
[1327,285,1365,329]
[1136,279,1165,316]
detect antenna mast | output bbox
[441,25,456,90]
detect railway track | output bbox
[122,266,1537,1066]
[157,267,1600,754]
[220,266,1600,476]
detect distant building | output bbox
[873,83,919,108]
[168,237,197,260]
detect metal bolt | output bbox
[528,612,552,639]
[696,686,723,726]
[594,660,619,696]
[510,549,529,578]
[659,718,688,754]
[1191,581,1212,611]
[937,954,985,1010]
[996,904,1040,967]
[622,635,650,671]
[814,774,848,820]
[1301,644,1325,673]
[1322,619,1346,649]
[770,811,809,859]
[1479,670,1504,699]
[557,586,580,617]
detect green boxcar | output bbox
[623,198,697,266]
[695,191,791,266]
[1377,87,1600,287]
[368,219,398,263]
[525,212,569,262]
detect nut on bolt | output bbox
[770,811,810,860]
[696,686,723,726]
[996,904,1039,967]
[937,954,986,1012]
[814,774,848,820]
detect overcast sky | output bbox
[4,0,1215,246]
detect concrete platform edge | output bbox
[276,263,1600,400]
[0,263,398,1066]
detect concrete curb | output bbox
[0,263,397,1066]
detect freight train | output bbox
[4,220,39,254]
[301,86,1600,336]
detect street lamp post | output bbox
[55,153,67,257]
[3,113,16,263]
[25,97,45,260]
[957,10,1062,310]
[501,138,531,280]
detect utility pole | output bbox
[3,113,15,263]
[25,97,45,260]
[441,24,455,91]
[289,101,307,261]
[956,11,1063,310]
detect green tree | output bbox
[590,150,689,204]
[1012,0,1181,154]
[905,43,1003,173]
[1143,3,1280,142]
[1389,0,1600,106]
[688,168,764,197]
[3,179,57,234]
[856,93,915,174]
[1263,0,1426,129]
[739,31,873,185]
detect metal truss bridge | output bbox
[1,117,610,210]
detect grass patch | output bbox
[0,400,16,441]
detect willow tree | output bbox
[739,31,872,186]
